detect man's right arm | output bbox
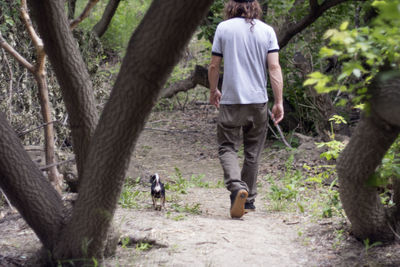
[208,55,222,108]
[267,52,284,125]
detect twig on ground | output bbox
[387,222,400,241]
[0,189,15,211]
[196,241,217,245]
[283,219,300,225]
[144,127,198,134]
[222,236,231,243]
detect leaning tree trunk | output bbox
[93,0,121,38]
[337,72,400,242]
[0,113,64,250]
[30,0,99,180]
[30,0,215,263]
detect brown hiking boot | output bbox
[230,189,248,218]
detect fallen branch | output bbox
[39,157,75,171]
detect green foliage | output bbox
[265,154,306,211]
[367,137,400,188]
[316,140,345,161]
[118,177,145,209]
[76,0,151,52]
[135,242,152,252]
[165,167,190,194]
[315,115,347,161]
[304,164,343,218]
[0,1,21,33]
[171,203,202,215]
[363,238,382,255]
[165,167,222,193]
[198,0,224,41]
[305,0,400,104]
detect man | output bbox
[208,0,284,219]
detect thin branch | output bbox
[0,32,34,72]
[0,188,15,211]
[17,120,59,137]
[70,0,100,30]
[39,158,76,171]
[268,109,292,149]
[21,0,46,74]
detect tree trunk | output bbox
[32,0,214,262]
[337,72,400,242]
[30,0,99,179]
[0,112,64,250]
[93,0,121,38]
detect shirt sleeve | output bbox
[268,28,279,53]
[211,25,223,57]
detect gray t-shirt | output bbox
[212,18,279,104]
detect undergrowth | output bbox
[264,147,343,219]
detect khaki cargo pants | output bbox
[217,103,268,203]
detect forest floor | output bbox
[1,100,400,266]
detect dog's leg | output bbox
[152,196,156,209]
[161,196,165,210]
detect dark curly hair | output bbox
[224,0,262,23]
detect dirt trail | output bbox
[1,105,400,266]
[110,186,311,266]
[108,107,312,266]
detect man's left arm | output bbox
[267,52,284,125]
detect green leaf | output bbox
[339,21,349,31]
[319,47,341,57]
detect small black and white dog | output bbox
[150,173,165,210]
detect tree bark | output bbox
[0,112,64,250]
[30,0,99,179]
[160,65,222,98]
[337,72,400,242]
[49,0,214,262]
[93,0,121,38]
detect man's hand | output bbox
[209,89,221,108]
[271,103,284,125]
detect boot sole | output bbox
[230,189,248,218]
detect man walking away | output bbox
[208,0,284,219]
